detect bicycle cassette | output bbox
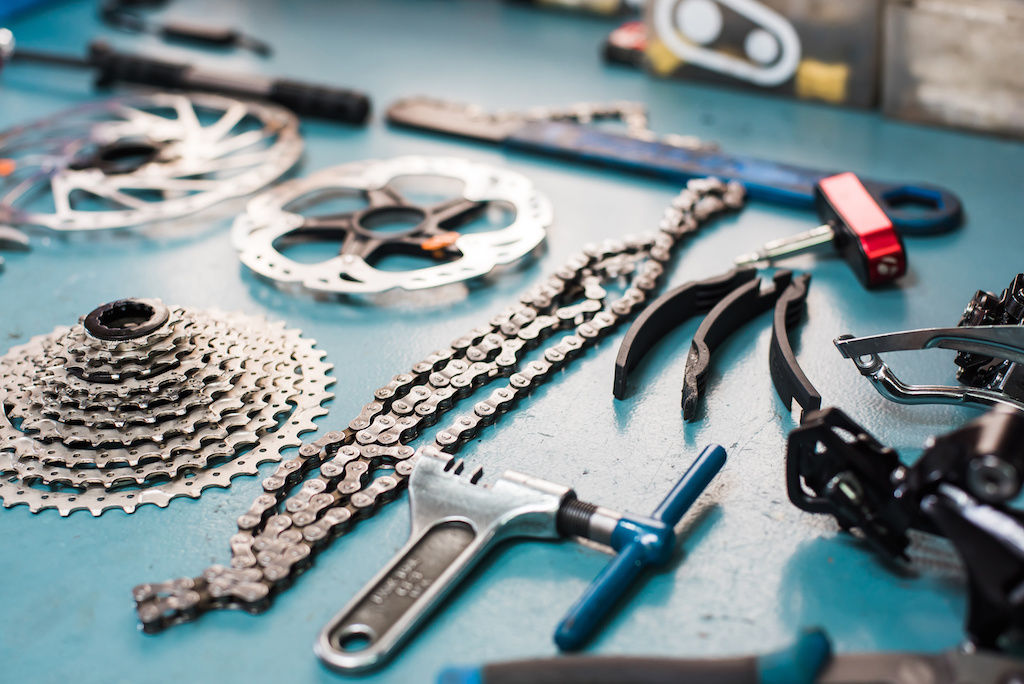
[231,156,552,296]
[0,91,302,233]
[0,298,333,516]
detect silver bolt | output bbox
[967,454,1019,503]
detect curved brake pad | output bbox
[613,267,757,399]
[682,269,794,420]
[768,273,818,419]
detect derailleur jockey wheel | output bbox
[0,91,302,232]
[231,156,552,296]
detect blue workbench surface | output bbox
[1,1,1022,682]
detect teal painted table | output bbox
[1,1,1022,682]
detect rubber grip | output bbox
[477,656,761,684]
[269,79,370,124]
[89,42,189,89]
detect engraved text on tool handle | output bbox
[315,450,571,672]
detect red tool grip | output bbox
[815,172,906,287]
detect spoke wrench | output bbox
[315,444,727,672]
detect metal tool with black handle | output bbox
[439,627,1024,684]
[0,30,370,124]
[315,444,727,672]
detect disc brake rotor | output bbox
[0,92,302,232]
[0,297,334,516]
[231,156,552,295]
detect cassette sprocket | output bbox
[0,298,334,515]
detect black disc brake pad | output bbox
[613,266,757,400]
[682,269,794,420]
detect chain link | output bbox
[133,178,745,632]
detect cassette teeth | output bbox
[0,298,334,515]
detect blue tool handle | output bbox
[553,444,727,651]
[506,120,962,235]
[653,443,728,525]
[553,543,648,651]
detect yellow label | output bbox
[795,59,850,103]
[646,37,684,76]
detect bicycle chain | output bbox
[133,178,745,632]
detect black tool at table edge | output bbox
[440,628,832,684]
[1,36,371,124]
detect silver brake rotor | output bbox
[231,156,552,296]
[0,92,302,232]
[0,298,334,516]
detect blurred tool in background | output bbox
[0,31,371,124]
[100,0,273,55]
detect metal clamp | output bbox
[834,326,1024,411]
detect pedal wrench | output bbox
[386,99,963,235]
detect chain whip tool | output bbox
[132,177,746,632]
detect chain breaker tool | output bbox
[317,444,725,671]
[132,176,745,632]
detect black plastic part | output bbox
[921,485,1024,649]
[475,655,761,684]
[268,79,370,125]
[681,270,793,421]
[90,41,188,90]
[769,273,820,418]
[613,267,757,399]
[785,407,911,560]
[160,22,242,47]
[87,41,370,124]
[84,298,169,341]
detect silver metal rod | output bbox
[735,224,834,266]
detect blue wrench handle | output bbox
[553,444,727,651]
[507,121,962,235]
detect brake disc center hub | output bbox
[70,139,167,175]
[353,206,429,240]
